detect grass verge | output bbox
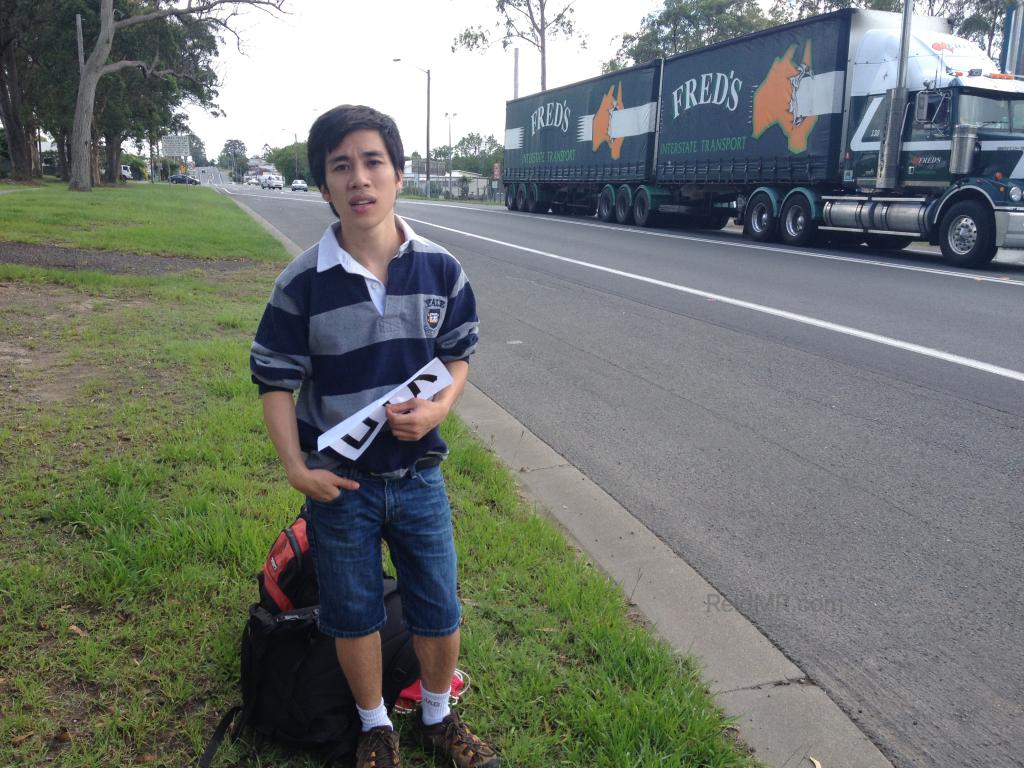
[0,201,757,767]
[0,183,283,261]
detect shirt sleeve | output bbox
[435,263,479,362]
[250,273,312,393]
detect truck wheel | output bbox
[526,184,539,213]
[780,195,817,247]
[505,185,516,210]
[633,188,655,227]
[515,184,528,212]
[615,186,634,225]
[863,234,913,251]
[745,192,779,242]
[939,201,997,267]
[598,186,615,222]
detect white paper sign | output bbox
[317,358,453,460]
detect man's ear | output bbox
[395,168,404,191]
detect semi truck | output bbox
[502,8,1024,266]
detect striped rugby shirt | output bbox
[250,216,479,474]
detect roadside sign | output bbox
[492,162,501,180]
[162,134,190,157]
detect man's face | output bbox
[320,128,403,233]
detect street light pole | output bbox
[445,112,457,198]
[294,132,299,180]
[393,58,430,197]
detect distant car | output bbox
[169,174,199,185]
[291,179,308,192]
[267,175,284,190]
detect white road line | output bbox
[397,201,1024,288]
[402,215,1024,385]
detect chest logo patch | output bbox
[424,297,446,334]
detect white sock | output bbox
[356,699,393,732]
[420,685,451,726]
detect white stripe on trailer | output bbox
[504,127,524,150]
[793,71,846,118]
[609,102,658,137]
[577,102,658,144]
[577,115,593,142]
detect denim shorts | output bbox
[305,463,461,639]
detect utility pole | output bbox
[393,59,431,197]
[446,112,457,198]
[294,133,299,179]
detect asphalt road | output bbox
[210,170,1024,768]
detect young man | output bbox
[250,105,498,768]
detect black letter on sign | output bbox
[342,417,380,449]
[403,374,438,400]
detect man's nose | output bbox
[349,162,370,187]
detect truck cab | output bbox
[834,24,1024,265]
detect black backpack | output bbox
[200,511,420,766]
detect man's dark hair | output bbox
[307,105,405,191]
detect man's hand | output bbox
[288,466,360,502]
[385,397,449,441]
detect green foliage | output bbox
[606,0,770,70]
[121,153,148,179]
[264,142,310,184]
[606,0,1012,71]
[189,134,208,166]
[217,139,248,180]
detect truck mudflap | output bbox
[995,209,1024,248]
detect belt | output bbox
[364,454,445,480]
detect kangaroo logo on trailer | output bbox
[752,40,819,153]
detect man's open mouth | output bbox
[350,196,376,210]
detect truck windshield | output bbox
[959,93,1024,133]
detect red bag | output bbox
[258,506,319,613]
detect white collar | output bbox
[315,214,429,277]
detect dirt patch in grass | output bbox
[0,240,260,275]
[0,283,105,404]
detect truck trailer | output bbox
[502,8,1024,266]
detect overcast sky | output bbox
[184,0,664,161]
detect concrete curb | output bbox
[220,188,303,258]
[456,384,894,768]
[222,188,895,768]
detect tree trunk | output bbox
[69,0,117,191]
[56,135,70,181]
[103,133,123,183]
[539,1,547,92]
[0,39,33,181]
[29,126,40,177]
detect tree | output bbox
[265,140,308,184]
[605,0,770,71]
[218,138,247,180]
[453,0,582,91]
[68,0,285,191]
[189,133,208,166]
[0,0,52,180]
